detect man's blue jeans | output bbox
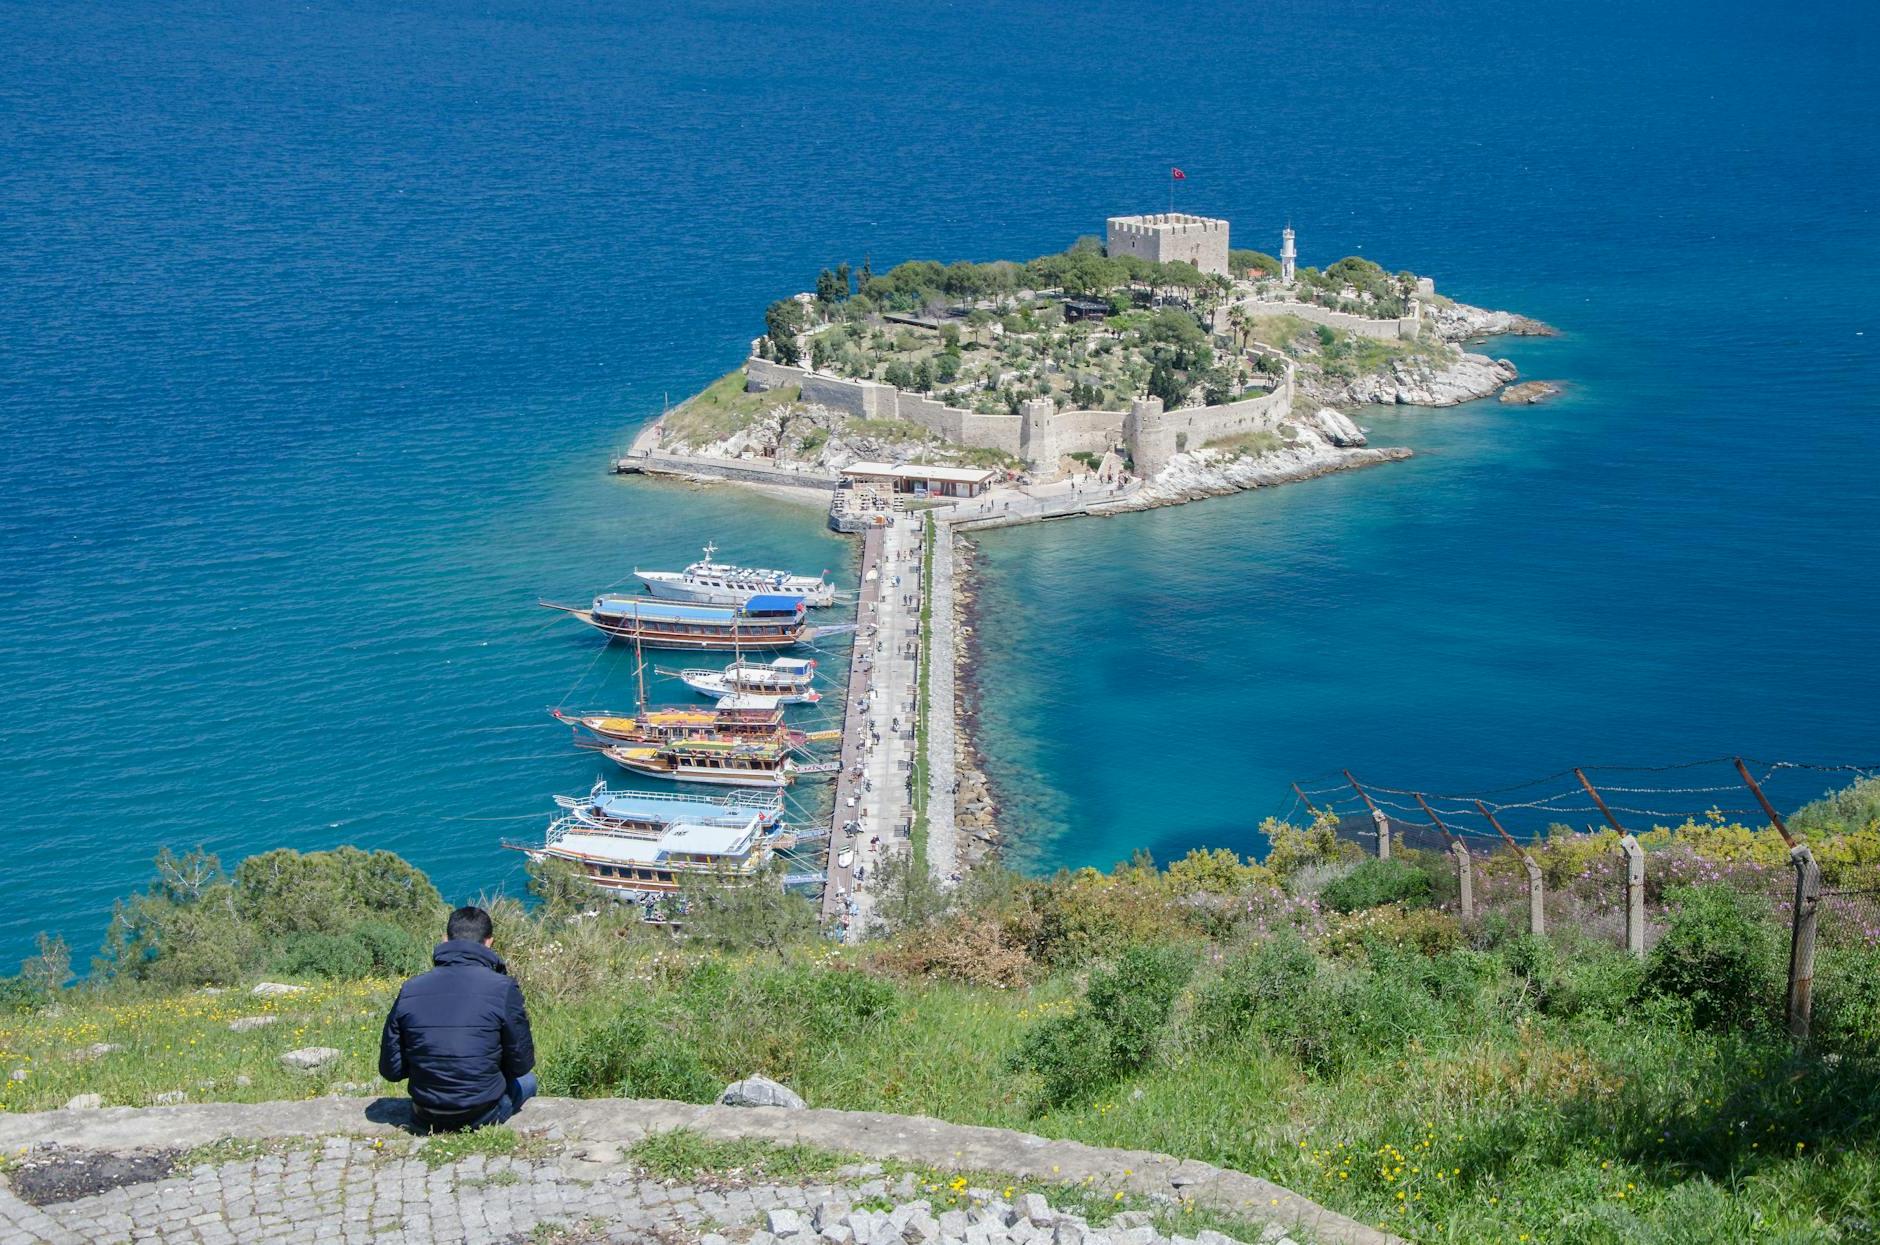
[477,1072,537,1127]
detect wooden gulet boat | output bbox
[603,737,798,789]
[538,593,811,651]
[554,695,807,750]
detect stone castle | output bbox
[740,211,1469,478]
[1104,213,1230,277]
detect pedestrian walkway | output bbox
[821,515,924,939]
[0,1098,1392,1245]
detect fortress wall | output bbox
[956,410,1022,456]
[744,356,1019,456]
[1047,408,1127,456]
[1247,298,1420,342]
[1127,373,1296,478]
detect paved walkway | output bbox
[822,515,924,939]
[0,1099,1396,1245]
[944,477,1143,531]
[0,1136,1296,1245]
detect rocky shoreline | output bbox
[948,536,1002,873]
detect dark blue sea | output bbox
[2,0,1874,964]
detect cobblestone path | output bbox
[0,1136,1306,1245]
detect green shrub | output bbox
[1008,943,1195,1107]
[1550,942,1646,1018]
[271,932,373,981]
[760,966,899,1042]
[1191,932,1317,1045]
[1638,885,1782,1031]
[540,1007,720,1102]
[351,921,429,976]
[1319,858,1434,913]
[1324,904,1461,959]
[1260,963,1443,1076]
[1814,945,1880,1060]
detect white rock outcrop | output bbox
[720,1074,807,1109]
[278,1047,341,1072]
[1310,408,1367,447]
[251,982,307,998]
[1426,300,1556,341]
[1116,421,1409,513]
[1315,351,1516,407]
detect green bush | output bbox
[271,932,373,981]
[1191,932,1317,1045]
[1319,858,1434,913]
[760,966,899,1042]
[1260,962,1443,1076]
[1638,885,1782,1031]
[1814,945,1880,1060]
[1008,943,1195,1108]
[540,1007,720,1102]
[351,921,429,976]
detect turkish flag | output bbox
[1171,167,1186,180]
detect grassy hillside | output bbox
[6,808,1880,1244]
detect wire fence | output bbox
[1291,755,1880,1039]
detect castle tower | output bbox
[1280,226,1296,286]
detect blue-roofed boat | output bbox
[539,592,809,650]
[509,779,787,897]
[553,778,784,834]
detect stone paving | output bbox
[0,1137,1310,1245]
[0,1099,1397,1245]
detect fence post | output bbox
[1619,833,1646,958]
[1343,771,1391,859]
[1476,801,1544,937]
[1575,769,1647,959]
[1525,855,1546,937]
[1412,792,1470,920]
[1453,841,1473,921]
[1786,844,1823,1040]
[1731,758,1820,1041]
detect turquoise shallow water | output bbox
[2,0,1876,963]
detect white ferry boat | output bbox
[635,543,835,608]
[678,656,821,704]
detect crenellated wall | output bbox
[744,354,1291,481]
[744,358,1021,456]
[1105,213,1230,276]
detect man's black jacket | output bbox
[379,940,535,1126]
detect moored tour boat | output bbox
[678,656,820,703]
[505,810,778,895]
[602,737,797,788]
[553,779,783,834]
[539,593,809,650]
[553,695,805,749]
[635,543,835,608]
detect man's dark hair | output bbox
[446,906,494,944]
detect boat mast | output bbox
[634,631,649,715]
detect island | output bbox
[623,212,1554,525]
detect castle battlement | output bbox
[1105,213,1229,276]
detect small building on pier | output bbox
[841,461,996,499]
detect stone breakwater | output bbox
[948,537,1001,872]
[0,1098,1402,1245]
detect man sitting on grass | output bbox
[379,905,536,1131]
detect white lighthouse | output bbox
[1280,225,1297,286]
